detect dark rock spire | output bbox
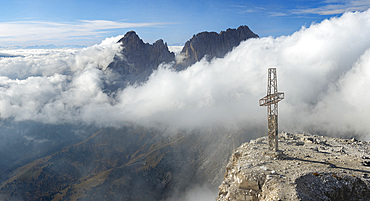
[175,25,259,70]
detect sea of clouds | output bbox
[1,10,370,140]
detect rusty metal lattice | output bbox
[259,68,284,152]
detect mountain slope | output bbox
[0,126,257,201]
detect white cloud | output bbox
[0,35,123,123]
[168,45,183,55]
[1,11,370,139]
[0,20,166,47]
[235,1,370,17]
[293,0,370,15]
[167,185,217,201]
[268,12,289,17]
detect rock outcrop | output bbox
[217,133,370,201]
[175,26,258,70]
[107,31,175,85]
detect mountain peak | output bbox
[175,25,259,70]
[117,31,145,48]
[106,31,174,87]
[121,31,140,40]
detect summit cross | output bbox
[259,68,284,152]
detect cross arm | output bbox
[259,92,284,106]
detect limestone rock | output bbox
[175,25,258,70]
[216,133,370,201]
[107,31,175,85]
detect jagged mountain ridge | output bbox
[106,25,258,85]
[176,26,259,70]
[107,31,175,84]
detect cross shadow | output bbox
[280,154,370,174]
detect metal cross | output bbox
[259,68,284,152]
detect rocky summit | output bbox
[175,26,259,70]
[107,31,175,85]
[217,133,370,201]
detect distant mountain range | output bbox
[0,53,23,58]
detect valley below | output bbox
[0,125,261,200]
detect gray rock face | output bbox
[175,26,259,70]
[217,133,370,201]
[106,26,259,88]
[107,31,175,85]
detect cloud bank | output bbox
[1,10,370,140]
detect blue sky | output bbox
[1,0,370,47]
